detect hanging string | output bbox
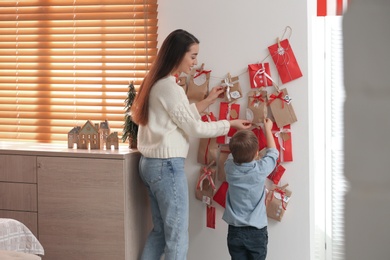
[207,26,292,85]
[260,26,292,64]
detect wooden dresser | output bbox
[0,142,151,260]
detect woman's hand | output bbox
[229,119,252,130]
[196,86,224,113]
[205,86,224,105]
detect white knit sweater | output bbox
[137,75,230,158]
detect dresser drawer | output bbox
[0,155,37,183]
[0,210,38,237]
[0,182,37,211]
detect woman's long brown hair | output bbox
[131,29,199,126]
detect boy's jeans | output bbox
[227,225,268,260]
[139,156,189,260]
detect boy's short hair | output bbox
[229,130,259,164]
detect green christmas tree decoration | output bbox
[122,81,138,148]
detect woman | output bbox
[131,29,251,260]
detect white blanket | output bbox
[0,218,44,256]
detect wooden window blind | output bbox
[0,0,158,143]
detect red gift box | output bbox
[248,62,273,88]
[252,126,267,151]
[213,181,229,208]
[268,38,303,84]
[267,163,286,184]
[272,124,293,162]
[217,102,240,144]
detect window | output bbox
[312,16,349,260]
[0,0,158,143]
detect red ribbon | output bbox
[204,138,211,165]
[194,69,211,78]
[268,92,286,109]
[274,188,288,210]
[250,94,265,106]
[196,166,216,191]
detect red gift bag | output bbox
[267,163,286,184]
[217,102,240,144]
[268,38,302,84]
[206,206,216,229]
[272,124,293,163]
[213,181,229,208]
[252,126,267,151]
[248,62,273,88]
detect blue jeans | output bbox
[139,156,189,260]
[227,225,268,260]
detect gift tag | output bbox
[230,91,241,99]
[246,108,254,122]
[230,109,238,119]
[193,72,207,86]
[202,195,211,205]
[207,206,216,229]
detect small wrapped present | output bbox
[268,38,303,84]
[187,63,211,102]
[268,88,297,128]
[195,163,216,205]
[217,102,240,144]
[247,90,268,125]
[272,124,293,162]
[217,144,230,181]
[177,76,188,93]
[248,62,273,88]
[266,184,292,222]
[198,112,218,166]
[267,163,286,184]
[213,181,229,208]
[251,126,267,152]
[221,73,243,101]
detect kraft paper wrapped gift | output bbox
[266,184,292,222]
[221,73,243,102]
[268,88,297,128]
[187,63,211,102]
[177,76,188,93]
[217,144,230,181]
[195,163,217,205]
[247,90,268,124]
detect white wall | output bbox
[157,1,311,259]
